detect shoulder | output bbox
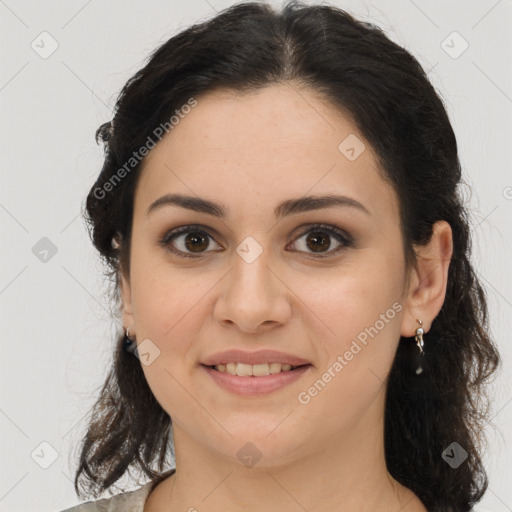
[60,484,152,512]
[59,469,176,512]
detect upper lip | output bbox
[201,349,312,367]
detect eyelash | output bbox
[158,223,354,259]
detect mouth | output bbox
[201,362,312,376]
[200,362,313,396]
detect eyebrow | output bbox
[146,193,371,219]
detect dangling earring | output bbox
[414,319,425,375]
[123,327,137,353]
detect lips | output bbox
[200,348,312,367]
[201,363,312,395]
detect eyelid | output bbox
[288,223,354,258]
[291,223,354,245]
[159,223,354,259]
[158,224,223,258]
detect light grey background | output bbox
[1,1,511,511]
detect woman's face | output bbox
[121,83,413,467]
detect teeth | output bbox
[214,362,296,376]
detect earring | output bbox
[414,319,425,375]
[111,231,122,249]
[123,326,137,353]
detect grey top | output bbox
[60,468,176,512]
[60,469,484,512]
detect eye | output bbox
[159,223,354,259]
[159,224,222,258]
[287,223,354,258]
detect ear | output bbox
[400,220,453,337]
[120,269,135,334]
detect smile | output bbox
[201,363,312,396]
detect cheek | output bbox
[131,248,206,337]
[296,275,401,434]
[303,262,403,372]
[132,262,209,418]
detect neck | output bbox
[153,396,423,512]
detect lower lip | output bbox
[201,364,312,396]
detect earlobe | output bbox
[400,220,453,338]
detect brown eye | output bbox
[304,231,331,253]
[289,224,354,258]
[159,223,354,259]
[159,225,222,258]
[181,232,210,253]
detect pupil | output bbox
[185,232,208,252]
[307,232,330,252]
[182,231,331,254]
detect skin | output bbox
[119,83,453,511]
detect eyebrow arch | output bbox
[146,193,371,219]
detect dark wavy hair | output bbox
[73,2,501,510]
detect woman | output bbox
[61,1,501,511]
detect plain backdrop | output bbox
[1,0,511,511]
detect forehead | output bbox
[135,83,399,224]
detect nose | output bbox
[213,248,292,333]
